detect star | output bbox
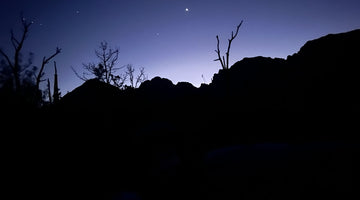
[185,8,189,12]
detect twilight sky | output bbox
[1,0,359,94]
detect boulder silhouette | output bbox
[139,76,175,92]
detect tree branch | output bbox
[215,35,225,69]
[0,49,14,69]
[36,47,61,89]
[135,67,147,88]
[16,16,32,54]
[71,66,88,81]
[225,20,242,69]
[10,30,20,50]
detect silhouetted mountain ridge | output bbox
[56,29,360,125]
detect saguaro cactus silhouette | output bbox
[214,21,243,70]
[47,78,52,104]
[53,61,60,103]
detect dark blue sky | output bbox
[1,0,359,94]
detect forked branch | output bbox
[36,47,61,89]
[214,20,243,70]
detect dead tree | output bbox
[35,47,61,90]
[0,15,32,92]
[73,41,121,83]
[214,21,243,70]
[73,41,147,89]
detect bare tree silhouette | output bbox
[73,41,122,83]
[73,41,147,89]
[0,15,32,92]
[214,21,243,70]
[126,64,147,88]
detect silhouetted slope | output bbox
[287,29,360,111]
[294,28,359,60]
[59,78,122,111]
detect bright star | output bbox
[185,8,189,12]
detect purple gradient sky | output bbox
[1,0,359,94]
